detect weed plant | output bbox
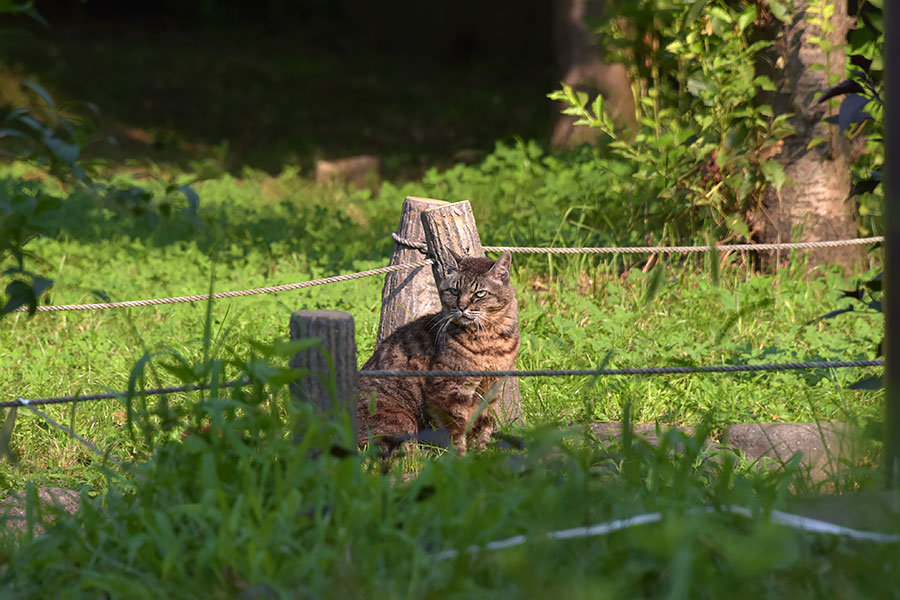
[0,3,892,594]
[0,77,889,596]
[0,339,897,598]
[0,155,884,493]
[0,151,890,599]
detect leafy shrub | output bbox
[0,81,202,316]
[1,333,895,598]
[805,0,885,390]
[550,0,793,242]
[0,177,59,313]
[819,0,884,236]
[416,140,661,254]
[0,79,91,315]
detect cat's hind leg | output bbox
[426,398,475,455]
[357,391,419,453]
[468,411,495,451]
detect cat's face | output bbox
[438,252,515,327]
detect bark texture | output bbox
[551,0,635,148]
[752,0,862,271]
[420,201,485,286]
[376,197,447,345]
[290,310,358,432]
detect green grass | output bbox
[0,148,890,598]
[0,379,897,598]
[0,160,884,486]
[0,13,894,596]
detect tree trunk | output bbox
[551,0,636,149]
[751,0,862,271]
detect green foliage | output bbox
[0,135,889,598]
[0,333,896,598]
[518,258,882,427]
[836,0,884,236]
[805,0,841,85]
[418,141,635,246]
[0,163,884,483]
[550,0,793,241]
[0,178,59,314]
[0,80,89,314]
[0,4,891,590]
[417,140,698,256]
[0,81,96,180]
[805,1,885,391]
[0,80,204,316]
[0,78,89,315]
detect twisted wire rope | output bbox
[391,233,884,255]
[10,236,882,314]
[12,260,433,313]
[5,361,882,408]
[3,379,249,408]
[359,360,883,378]
[5,233,883,405]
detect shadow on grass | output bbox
[1,169,409,266]
[0,22,554,179]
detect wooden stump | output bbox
[421,201,523,425]
[289,310,358,433]
[376,197,448,345]
[314,155,381,189]
[421,200,485,284]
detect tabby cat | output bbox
[357,251,519,454]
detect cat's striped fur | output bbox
[357,251,519,454]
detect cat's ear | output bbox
[487,252,512,284]
[446,247,463,270]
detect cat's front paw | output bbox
[452,433,468,455]
[470,426,493,451]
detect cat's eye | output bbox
[447,287,460,296]
[474,290,487,298]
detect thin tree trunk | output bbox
[751,0,862,271]
[551,0,636,148]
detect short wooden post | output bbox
[289,310,358,433]
[376,197,448,345]
[421,201,523,425]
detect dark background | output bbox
[2,1,559,177]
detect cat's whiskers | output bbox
[463,309,484,330]
[475,312,504,331]
[428,312,452,332]
[436,315,454,348]
[427,311,458,348]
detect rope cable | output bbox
[391,234,884,255]
[359,360,884,378]
[12,260,433,313]
[5,361,881,408]
[10,236,882,314]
